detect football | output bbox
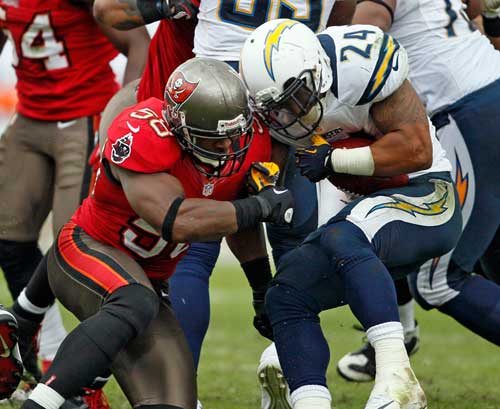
[327,136,409,196]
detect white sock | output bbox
[398,300,416,334]
[366,322,410,379]
[39,304,67,361]
[18,288,51,315]
[291,385,331,409]
[29,384,65,409]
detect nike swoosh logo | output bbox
[304,149,317,154]
[393,54,399,71]
[57,120,77,130]
[0,335,10,358]
[127,121,141,133]
[273,188,288,195]
[377,401,395,409]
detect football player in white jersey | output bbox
[335,0,500,383]
[240,19,463,409]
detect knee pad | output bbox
[266,283,321,328]
[103,284,160,337]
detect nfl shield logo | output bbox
[202,183,214,197]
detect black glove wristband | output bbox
[483,15,500,38]
[137,0,170,24]
[232,197,264,230]
[241,256,272,292]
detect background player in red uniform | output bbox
[0,0,149,405]
[19,57,293,409]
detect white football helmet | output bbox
[240,19,333,145]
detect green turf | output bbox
[1,265,498,409]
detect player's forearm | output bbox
[172,199,240,243]
[370,124,432,176]
[94,0,147,30]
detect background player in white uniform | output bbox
[336,0,500,382]
[240,20,463,409]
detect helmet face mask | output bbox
[252,68,324,143]
[171,112,254,177]
[163,58,254,178]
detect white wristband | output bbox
[330,146,375,176]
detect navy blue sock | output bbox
[321,221,400,329]
[266,284,329,391]
[439,274,500,345]
[169,241,220,369]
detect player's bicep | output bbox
[371,79,428,132]
[113,165,185,234]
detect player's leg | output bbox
[258,149,320,409]
[168,241,220,370]
[0,115,54,384]
[337,173,460,409]
[0,115,53,300]
[22,223,160,409]
[41,116,96,372]
[337,277,420,383]
[478,227,500,284]
[410,97,500,345]
[111,284,197,409]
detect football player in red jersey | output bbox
[0,0,149,404]
[18,57,293,409]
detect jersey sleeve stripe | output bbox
[357,34,400,105]
[318,34,339,97]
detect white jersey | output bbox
[316,25,451,178]
[390,0,500,116]
[194,0,336,61]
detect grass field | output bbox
[0,265,498,409]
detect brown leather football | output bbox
[328,136,409,196]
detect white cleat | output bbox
[258,343,292,409]
[365,367,427,409]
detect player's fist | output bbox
[165,0,200,20]
[295,135,334,182]
[247,162,280,194]
[255,186,294,225]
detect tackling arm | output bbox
[113,165,240,243]
[369,80,432,176]
[93,0,199,30]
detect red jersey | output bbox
[0,0,119,120]
[73,98,272,280]
[137,20,195,101]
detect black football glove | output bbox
[247,162,281,195]
[252,288,274,341]
[164,0,199,20]
[295,135,334,183]
[255,186,294,225]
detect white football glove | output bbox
[482,0,500,18]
